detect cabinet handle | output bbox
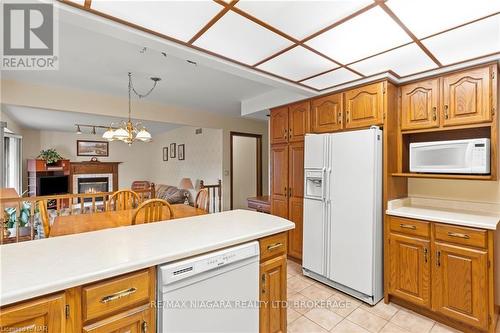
[436,251,441,267]
[346,110,350,123]
[444,105,449,119]
[261,273,266,294]
[448,232,470,239]
[100,287,137,303]
[142,321,148,333]
[284,187,287,197]
[283,129,287,139]
[289,187,292,197]
[432,106,437,121]
[338,111,342,124]
[399,223,417,230]
[424,248,428,263]
[267,242,283,251]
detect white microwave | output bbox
[409,138,490,174]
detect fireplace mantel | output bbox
[69,161,121,193]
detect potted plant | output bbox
[38,149,63,165]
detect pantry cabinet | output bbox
[270,102,309,145]
[400,78,440,130]
[311,93,343,133]
[0,293,65,333]
[270,106,289,145]
[442,66,493,127]
[344,82,384,129]
[259,233,287,333]
[386,215,495,332]
[270,144,288,219]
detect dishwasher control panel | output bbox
[159,241,259,285]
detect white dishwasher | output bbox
[157,241,260,333]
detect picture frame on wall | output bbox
[178,144,185,160]
[77,140,109,157]
[170,143,176,158]
[163,147,168,161]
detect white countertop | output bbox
[0,210,294,306]
[386,197,500,230]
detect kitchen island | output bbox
[0,210,294,332]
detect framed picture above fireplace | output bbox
[77,140,109,157]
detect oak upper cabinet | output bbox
[388,233,430,307]
[289,101,310,142]
[287,142,304,259]
[400,78,440,130]
[344,82,384,129]
[432,242,488,330]
[0,294,65,333]
[311,93,343,133]
[259,233,287,333]
[270,106,289,144]
[270,144,288,219]
[83,307,151,333]
[442,66,493,126]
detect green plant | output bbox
[38,149,63,164]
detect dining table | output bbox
[50,204,207,237]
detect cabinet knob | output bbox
[444,105,449,119]
[338,111,342,124]
[432,106,437,121]
[436,251,441,267]
[346,110,350,123]
[424,248,428,263]
[142,321,148,333]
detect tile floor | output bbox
[286,260,499,333]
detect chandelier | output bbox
[103,72,161,145]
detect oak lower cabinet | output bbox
[259,233,287,333]
[386,216,496,333]
[0,293,66,333]
[83,306,151,333]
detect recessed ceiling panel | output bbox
[387,0,500,38]
[350,43,438,77]
[193,11,293,65]
[305,7,411,64]
[302,68,361,90]
[422,14,500,65]
[235,0,372,40]
[257,46,338,81]
[91,1,223,42]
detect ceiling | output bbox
[62,0,500,92]
[2,105,181,134]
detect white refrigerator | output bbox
[302,127,383,305]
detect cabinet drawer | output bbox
[82,270,151,322]
[389,216,430,238]
[434,224,487,248]
[259,232,287,262]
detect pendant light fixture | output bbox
[103,72,160,145]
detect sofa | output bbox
[155,184,191,204]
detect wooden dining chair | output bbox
[195,188,209,213]
[132,199,173,225]
[38,200,50,238]
[107,190,140,211]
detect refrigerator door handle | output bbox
[321,167,327,202]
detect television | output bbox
[39,175,69,196]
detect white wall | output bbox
[232,136,257,209]
[149,127,223,199]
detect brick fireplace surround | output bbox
[69,161,121,194]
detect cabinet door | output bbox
[288,142,304,260]
[344,82,384,129]
[288,197,303,260]
[270,106,289,144]
[311,93,343,133]
[271,144,288,218]
[388,233,431,308]
[83,307,150,333]
[433,242,488,330]
[401,78,440,130]
[289,101,310,142]
[442,66,492,126]
[260,255,287,333]
[0,294,65,333]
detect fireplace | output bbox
[77,177,109,202]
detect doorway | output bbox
[230,132,262,210]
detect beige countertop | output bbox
[0,210,294,306]
[386,197,500,230]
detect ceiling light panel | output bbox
[350,43,438,77]
[302,68,361,90]
[235,0,372,40]
[422,14,500,65]
[193,11,293,65]
[305,7,411,64]
[91,1,223,42]
[387,0,500,39]
[257,46,338,81]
